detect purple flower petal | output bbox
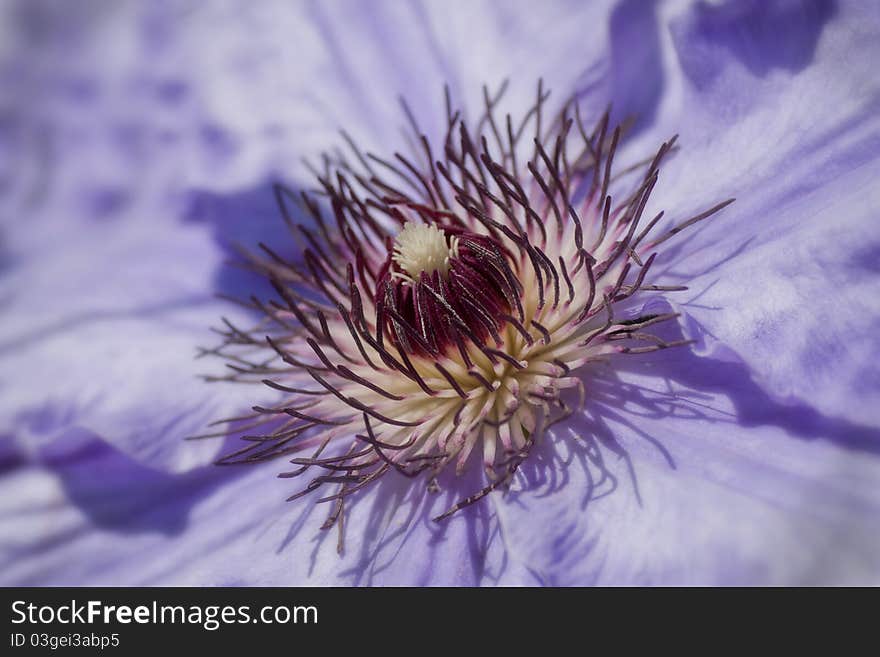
[0,201,268,471]
[641,1,880,425]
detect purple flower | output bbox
[2,0,879,586]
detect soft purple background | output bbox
[1,0,879,585]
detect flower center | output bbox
[203,82,735,534]
[391,222,459,282]
[376,222,522,357]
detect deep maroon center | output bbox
[375,223,521,357]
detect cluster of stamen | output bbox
[378,223,520,358]
[196,80,733,546]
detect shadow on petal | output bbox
[609,0,664,132]
[35,428,252,536]
[616,307,880,455]
[249,434,515,585]
[0,228,14,275]
[849,241,880,276]
[348,475,501,586]
[570,0,665,136]
[675,0,837,89]
[182,181,308,307]
[317,458,506,585]
[0,435,25,476]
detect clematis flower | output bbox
[2,0,880,586]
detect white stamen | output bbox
[392,222,459,282]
